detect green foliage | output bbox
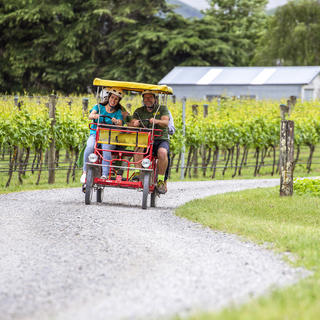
[253,0,320,66]
[169,98,286,154]
[2,96,320,161]
[205,0,268,65]
[0,95,89,155]
[0,0,268,93]
[294,178,320,197]
[0,0,104,93]
[0,0,173,92]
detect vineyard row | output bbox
[0,96,320,186]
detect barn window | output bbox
[304,89,314,101]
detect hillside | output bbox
[167,0,203,18]
[168,0,290,18]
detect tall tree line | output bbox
[253,0,320,66]
[8,0,315,94]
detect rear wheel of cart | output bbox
[85,167,94,205]
[150,189,157,208]
[142,172,150,209]
[96,188,104,203]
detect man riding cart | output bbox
[129,90,170,194]
[82,78,173,209]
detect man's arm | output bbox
[149,115,169,127]
[128,117,140,127]
[149,105,169,127]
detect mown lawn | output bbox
[175,187,320,320]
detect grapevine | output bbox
[1,95,320,186]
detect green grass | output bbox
[175,188,320,320]
[0,168,82,194]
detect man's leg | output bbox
[164,151,170,181]
[164,152,170,192]
[157,147,168,176]
[155,141,169,194]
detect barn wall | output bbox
[302,75,320,100]
[170,84,302,101]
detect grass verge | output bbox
[0,169,82,194]
[175,187,320,320]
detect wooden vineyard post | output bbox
[14,95,19,107]
[14,95,22,110]
[288,95,297,115]
[82,97,89,116]
[192,104,198,116]
[126,103,132,113]
[203,104,208,118]
[279,120,294,196]
[48,95,57,184]
[280,104,289,120]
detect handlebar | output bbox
[139,119,151,127]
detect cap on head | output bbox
[108,87,124,99]
[142,90,158,97]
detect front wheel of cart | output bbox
[85,167,94,205]
[96,187,104,203]
[142,172,150,209]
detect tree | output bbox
[253,0,320,66]
[95,0,173,83]
[0,0,269,93]
[0,0,107,93]
[204,0,268,66]
[0,0,172,93]
[102,12,231,83]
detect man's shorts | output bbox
[152,140,170,157]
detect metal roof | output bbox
[159,66,320,85]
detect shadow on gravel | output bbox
[80,201,173,211]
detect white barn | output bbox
[158,66,320,101]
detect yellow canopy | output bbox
[93,78,173,95]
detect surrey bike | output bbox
[84,78,173,209]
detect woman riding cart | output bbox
[83,78,173,209]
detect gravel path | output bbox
[0,179,308,320]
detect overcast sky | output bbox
[179,0,289,10]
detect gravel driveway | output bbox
[0,179,308,320]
